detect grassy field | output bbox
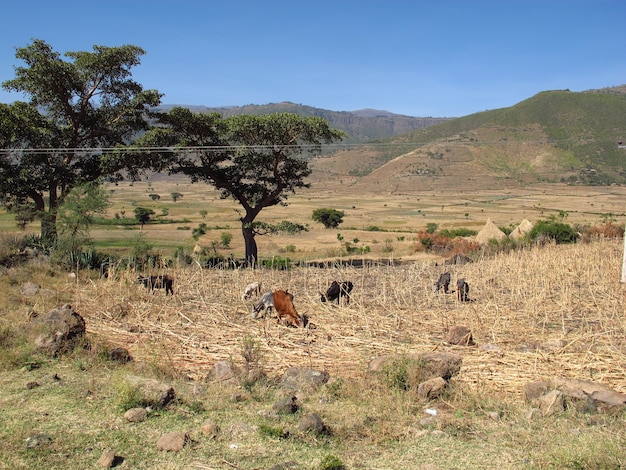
[0,180,625,469]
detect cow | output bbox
[272,290,304,327]
[252,291,274,319]
[137,275,174,296]
[242,281,262,301]
[457,278,470,302]
[433,272,451,293]
[320,280,354,305]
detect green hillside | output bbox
[317,87,626,187]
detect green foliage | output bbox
[319,454,346,470]
[134,207,155,228]
[148,193,160,201]
[192,223,208,240]
[135,109,345,263]
[378,357,427,391]
[220,232,233,248]
[529,219,579,244]
[312,208,345,229]
[170,192,183,202]
[0,39,161,241]
[261,256,291,270]
[258,423,290,440]
[438,228,478,238]
[113,378,147,412]
[364,225,383,231]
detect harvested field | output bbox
[75,238,626,398]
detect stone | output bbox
[199,419,219,439]
[156,432,188,452]
[280,367,329,392]
[538,390,564,416]
[125,375,175,408]
[124,407,148,422]
[298,413,328,435]
[97,448,116,468]
[417,377,448,399]
[109,347,132,363]
[30,304,86,357]
[272,395,299,415]
[446,325,475,346]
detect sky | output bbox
[0,0,624,117]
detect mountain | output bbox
[155,102,449,145]
[309,86,626,191]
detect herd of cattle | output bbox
[136,272,470,328]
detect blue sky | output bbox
[1,0,624,117]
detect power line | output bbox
[1,138,622,155]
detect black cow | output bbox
[433,272,451,293]
[456,278,470,302]
[137,275,174,296]
[320,281,354,305]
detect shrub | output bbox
[312,208,345,229]
[528,219,578,244]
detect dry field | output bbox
[73,237,626,399]
[83,178,626,263]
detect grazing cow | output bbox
[272,290,304,327]
[137,275,174,296]
[252,291,274,319]
[242,281,262,301]
[433,272,451,293]
[320,281,354,305]
[457,278,470,302]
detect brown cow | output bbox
[272,290,304,328]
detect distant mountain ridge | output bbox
[155,102,449,144]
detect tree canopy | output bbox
[135,108,345,263]
[0,39,162,241]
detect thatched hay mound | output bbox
[509,218,534,240]
[475,218,507,244]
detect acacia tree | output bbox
[0,39,162,242]
[136,108,345,264]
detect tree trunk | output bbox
[241,223,258,267]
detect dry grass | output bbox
[71,237,626,399]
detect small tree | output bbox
[134,207,154,230]
[312,208,345,229]
[148,193,161,201]
[170,192,183,203]
[220,232,233,248]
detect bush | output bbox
[312,208,345,229]
[528,219,578,244]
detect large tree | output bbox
[136,108,345,264]
[0,39,162,242]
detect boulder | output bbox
[125,375,176,408]
[446,325,475,346]
[29,304,86,357]
[280,367,330,392]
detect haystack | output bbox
[509,218,533,240]
[475,218,507,244]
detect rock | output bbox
[417,377,448,399]
[207,360,238,384]
[29,304,86,357]
[298,413,328,435]
[25,434,52,448]
[523,381,550,402]
[368,352,462,382]
[125,375,176,408]
[156,432,188,452]
[280,367,330,392]
[227,421,257,438]
[538,390,564,416]
[446,325,475,346]
[26,381,40,389]
[124,407,148,422]
[97,448,116,468]
[552,377,626,409]
[109,347,132,363]
[199,419,219,439]
[20,281,41,297]
[272,396,299,415]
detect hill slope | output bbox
[310,87,626,192]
